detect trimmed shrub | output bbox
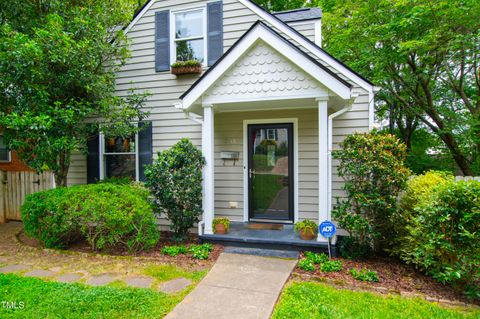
[22,183,159,252]
[145,139,205,241]
[391,171,452,255]
[22,187,79,249]
[398,180,480,298]
[332,131,410,255]
[399,170,453,213]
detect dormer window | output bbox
[172,8,207,64]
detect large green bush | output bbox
[399,170,453,213]
[391,171,452,253]
[22,183,159,252]
[22,187,79,248]
[145,139,205,241]
[397,180,480,298]
[332,131,410,255]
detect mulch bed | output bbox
[18,230,223,270]
[294,252,479,306]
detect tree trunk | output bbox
[54,150,71,188]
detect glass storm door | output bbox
[248,123,294,221]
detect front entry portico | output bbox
[177,22,356,243]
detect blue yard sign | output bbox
[319,220,336,258]
[319,221,336,238]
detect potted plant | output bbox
[294,219,318,240]
[107,137,116,147]
[212,217,230,234]
[171,60,202,75]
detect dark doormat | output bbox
[247,223,284,231]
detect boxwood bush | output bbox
[145,139,205,241]
[22,183,159,252]
[391,171,452,254]
[396,179,480,298]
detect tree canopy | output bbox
[0,0,148,186]
[318,0,480,175]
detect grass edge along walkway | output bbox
[272,281,480,319]
[0,274,185,319]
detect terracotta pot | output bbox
[123,139,130,151]
[171,65,202,75]
[299,228,316,240]
[214,223,228,235]
[107,138,116,146]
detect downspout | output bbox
[176,103,206,236]
[327,94,358,220]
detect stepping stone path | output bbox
[0,264,29,273]
[87,274,116,286]
[159,278,192,294]
[24,269,55,278]
[125,276,154,289]
[57,273,82,283]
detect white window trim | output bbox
[266,128,277,141]
[170,5,208,67]
[0,135,11,163]
[99,132,140,182]
[242,118,299,223]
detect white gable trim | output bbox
[124,0,156,34]
[238,0,374,92]
[180,23,351,110]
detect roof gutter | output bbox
[327,94,358,219]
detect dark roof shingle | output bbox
[273,8,323,23]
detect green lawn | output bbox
[272,282,480,319]
[0,274,182,319]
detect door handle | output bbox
[248,169,255,179]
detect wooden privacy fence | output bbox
[0,170,55,223]
[454,176,480,181]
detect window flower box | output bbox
[171,60,202,75]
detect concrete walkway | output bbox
[165,253,297,319]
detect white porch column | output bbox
[317,97,329,242]
[202,104,215,235]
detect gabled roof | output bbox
[178,21,352,110]
[274,8,323,23]
[123,0,375,92]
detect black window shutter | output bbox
[155,10,170,72]
[138,121,153,182]
[207,1,223,66]
[87,134,100,184]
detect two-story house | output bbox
[67,0,376,247]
